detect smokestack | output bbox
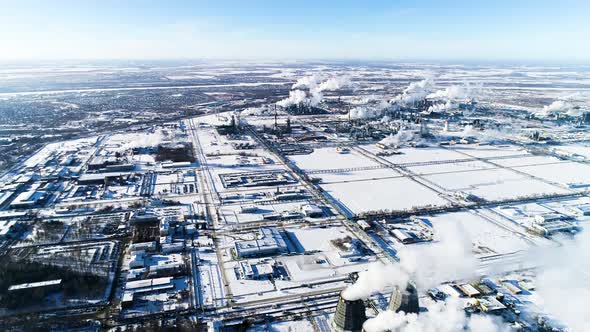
[388,282,419,314]
[332,293,367,332]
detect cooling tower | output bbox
[388,282,419,314]
[332,294,368,332]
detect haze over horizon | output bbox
[2,0,590,63]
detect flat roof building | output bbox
[234,227,288,258]
[125,277,174,294]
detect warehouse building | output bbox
[234,227,288,258]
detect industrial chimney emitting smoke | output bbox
[332,293,367,332]
[388,282,419,314]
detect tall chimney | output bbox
[332,293,367,332]
[388,282,419,314]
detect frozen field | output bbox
[450,144,529,159]
[321,176,449,214]
[492,155,563,168]
[517,161,590,188]
[552,144,590,159]
[406,160,495,175]
[363,145,473,164]
[288,147,379,171]
[315,168,402,183]
[422,167,567,200]
[427,211,537,257]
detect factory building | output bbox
[528,212,577,236]
[130,241,157,253]
[77,172,135,185]
[9,189,46,209]
[234,227,288,258]
[301,203,323,218]
[239,261,275,280]
[124,277,174,295]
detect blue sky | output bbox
[1,0,589,62]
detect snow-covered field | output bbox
[517,161,590,188]
[289,147,379,171]
[322,176,449,214]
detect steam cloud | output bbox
[378,127,417,148]
[427,83,482,101]
[350,224,510,332]
[458,124,516,143]
[342,223,477,301]
[537,99,582,117]
[277,74,353,107]
[427,100,456,114]
[390,78,434,106]
[109,130,167,152]
[341,263,410,301]
[363,298,511,332]
[347,79,482,119]
[534,230,590,331]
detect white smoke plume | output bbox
[427,100,457,114]
[538,99,582,117]
[533,230,590,331]
[391,78,434,106]
[342,223,478,301]
[456,124,516,143]
[397,223,478,290]
[341,263,409,301]
[348,99,391,120]
[318,75,352,92]
[109,130,167,152]
[378,127,417,148]
[461,125,478,138]
[349,106,382,120]
[292,74,322,90]
[278,74,354,107]
[427,83,482,102]
[276,89,309,107]
[363,298,512,332]
[427,85,469,100]
[241,106,274,116]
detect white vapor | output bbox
[397,223,478,290]
[278,74,354,107]
[391,78,434,106]
[277,89,311,107]
[363,298,512,332]
[318,75,352,92]
[341,263,409,301]
[378,127,417,148]
[427,100,456,114]
[534,230,590,331]
[427,85,469,100]
[538,99,582,117]
[427,83,482,101]
[342,223,478,301]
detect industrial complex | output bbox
[0,62,589,332]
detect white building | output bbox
[234,227,288,258]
